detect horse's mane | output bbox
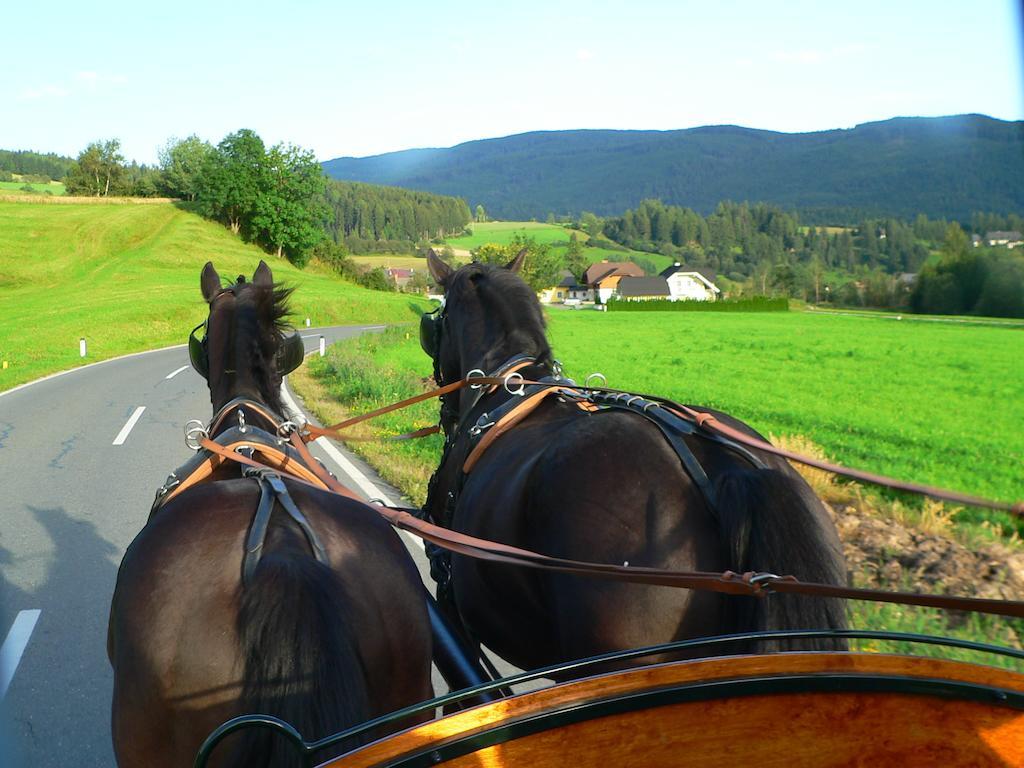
[449,263,553,369]
[231,277,293,415]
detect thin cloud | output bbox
[576,49,594,62]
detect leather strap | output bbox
[195,442,1024,620]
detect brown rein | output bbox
[303,374,1024,518]
[195,417,1024,621]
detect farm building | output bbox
[538,270,578,304]
[584,261,645,303]
[386,267,414,289]
[985,231,1023,248]
[659,263,720,301]
[615,276,671,301]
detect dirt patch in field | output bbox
[830,501,1024,604]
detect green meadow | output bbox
[300,310,1023,530]
[294,309,1024,660]
[0,180,66,195]
[446,221,673,271]
[0,200,428,391]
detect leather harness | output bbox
[151,397,332,587]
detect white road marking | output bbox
[279,380,425,551]
[0,610,41,700]
[0,342,187,400]
[165,365,190,380]
[112,406,146,446]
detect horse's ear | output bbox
[427,249,453,286]
[201,262,221,302]
[253,260,273,288]
[506,248,527,274]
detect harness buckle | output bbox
[469,412,495,437]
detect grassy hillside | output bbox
[0,200,427,391]
[323,114,1024,221]
[446,221,674,273]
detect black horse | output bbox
[108,262,433,768]
[422,251,848,673]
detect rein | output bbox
[191,430,1024,620]
[301,372,1024,518]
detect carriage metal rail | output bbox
[194,629,1024,768]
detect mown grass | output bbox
[445,221,670,272]
[0,200,429,390]
[350,255,429,270]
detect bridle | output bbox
[189,288,305,381]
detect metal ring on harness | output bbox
[276,420,298,439]
[749,572,782,593]
[466,369,486,390]
[184,420,209,451]
[585,372,607,389]
[503,372,526,397]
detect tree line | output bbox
[12,133,471,268]
[592,200,1023,317]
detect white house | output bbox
[986,231,1023,249]
[659,263,721,301]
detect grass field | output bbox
[350,255,428,270]
[445,221,673,273]
[0,200,428,391]
[298,311,1023,533]
[0,180,66,195]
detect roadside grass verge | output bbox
[290,326,442,504]
[0,201,429,391]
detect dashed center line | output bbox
[165,365,190,380]
[112,406,146,446]
[1,609,41,700]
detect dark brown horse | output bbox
[108,262,433,768]
[422,251,848,673]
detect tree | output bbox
[64,139,125,196]
[196,129,266,235]
[475,204,487,222]
[564,233,587,279]
[251,143,328,264]
[159,135,214,201]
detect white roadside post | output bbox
[305,317,311,327]
[319,335,325,357]
[79,338,87,357]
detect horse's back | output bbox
[109,479,432,767]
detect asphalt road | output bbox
[0,325,476,767]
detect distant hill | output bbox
[322,115,1024,222]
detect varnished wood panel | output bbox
[322,653,1024,768]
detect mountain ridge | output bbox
[322,114,1024,222]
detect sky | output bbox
[2,0,1022,165]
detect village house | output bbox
[385,267,414,290]
[985,231,1023,249]
[583,261,645,303]
[538,270,577,304]
[658,263,721,301]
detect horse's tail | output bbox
[714,468,848,652]
[226,550,368,768]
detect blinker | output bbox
[420,309,443,359]
[188,322,305,380]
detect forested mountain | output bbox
[323,180,471,247]
[322,115,1024,223]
